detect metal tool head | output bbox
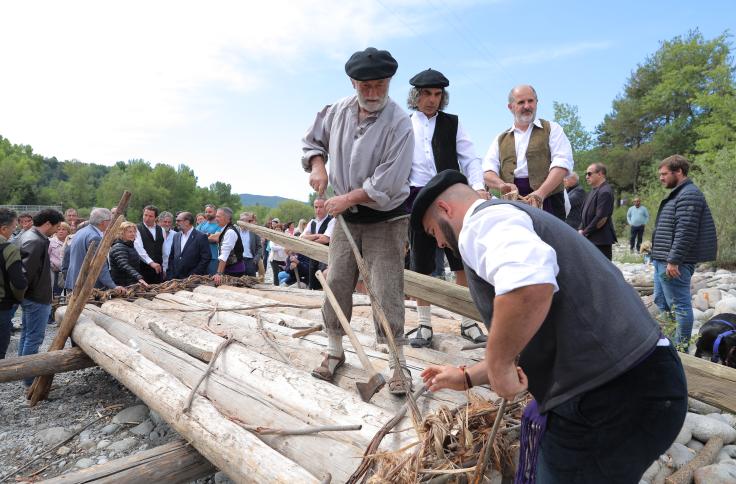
[356,373,386,402]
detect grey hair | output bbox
[508,84,538,104]
[158,211,173,222]
[219,207,233,222]
[565,172,579,182]
[89,207,113,226]
[407,87,449,111]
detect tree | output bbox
[553,101,592,153]
[269,200,313,225]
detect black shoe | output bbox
[406,324,433,348]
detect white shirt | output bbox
[218,227,239,263]
[179,227,193,253]
[459,199,560,296]
[301,216,335,240]
[134,223,158,265]
[270,242,287,262]
[410,111,485,190]
[482,119,574,178]
[240,229,253,258]
[162,229,173,273]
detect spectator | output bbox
[234,212,261,277]
[0,209,27,359]
[652,155,717,348]
[300,199,335,290]
[627,197,650,253]
[167,212,211,279]
[294,219,308,236]
[65,208,124,294]
[284,221,296,235]
[158,211,175,277]
[64,208,79,232]
[278,253,309,287]
[110,222,149,287]
[10,213,33,242]
[195,213,206,226]
[564,172,585,230]
[268,222,287,286]
[197,204,221,275]
[134,205,164,284]
[16,209,63,383]
[212,207,245,284]
[579,163,617,260]
[48,221,71,297]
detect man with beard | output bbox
[483,85,574,219]
[197,204,221,275]
[413,170,686,483]
[301,47,414,395]
[652,155,717,348]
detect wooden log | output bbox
[0,347,95,383]
[96,300,414,452]
[69,310,319,483]
[664,436,724,484]
[39,439,215,484]
[679,353,736,413]
[73,306,362,482]
[29,191,132,405]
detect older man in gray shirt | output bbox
[302,47,414,395]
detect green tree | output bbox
[269,200,313,225]
[553,101,592,153]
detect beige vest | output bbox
[498,119,563,195]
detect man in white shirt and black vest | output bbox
[211,207,247,285]
[413,170,687,483]
[300,198,335,290]
[134,205,164,285]
[483,85,574,220]
[403,68,489,349]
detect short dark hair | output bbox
[143,205,160,217]
[660,154,690,176]
[179,212,195,225]
[18,212,32,220]
[0,208,17,228]
[591,162,607,176]
[33,209,64,227]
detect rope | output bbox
[182,337,235,414]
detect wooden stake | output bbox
[0,347,94,384]
[28,191,131,405]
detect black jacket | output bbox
[579,181,617,245]
[16,227,52,304]
[565,183,585,229]
[651,179,717,264]
[167,229,211,280]
[109,239,143,286]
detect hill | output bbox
[239,193,302,208]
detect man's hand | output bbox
[488,363,528,400]
[500,182,518,195]
[578,229,585,236]
[213,274,223,286]
[421,366,466,392]
[113,286,127,295]
[138,279,150,288]
[525,191,544,209]
[149,262,162,274]
[666,263,680,278]
[324,195,352,216]
[309,157,328,195]
[476,189,490,200]
[302,233,319,242]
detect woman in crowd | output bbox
[268,222,288,286]
[278,251,309,287]
[109,222,150,287]
[195,213,206,226]
[284,221,296,236]
[294,219,307,237]
[48,222,70,297]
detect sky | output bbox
[1,0,734,202]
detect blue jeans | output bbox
[653,260,695,346]
[0,307,16,359]
[18,300,51,384]
[278,271,293,286]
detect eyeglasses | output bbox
[585,172,596,177]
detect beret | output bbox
[345,47,398,81]
[409,68,449,88]
[410,170,468,231]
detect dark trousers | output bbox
[0,307,15,359]
[243,258,257,277]
[270,260,285,286]
[630,225,645,252]
[514,177,566,220]
[596,244,612,260]
[307,258,326,290]
[139,263,162,285]
[537,344,687,483]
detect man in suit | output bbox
[564,172,585,230]
[134,205,165,284]
[236,212,262,277]
[579,163,617,260]
[167,212,211,280]
[64,208,124,293]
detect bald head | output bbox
[508,84,538,104]
[421,183,480,256]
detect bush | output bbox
[696,147,736,265]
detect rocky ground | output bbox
[1,254,735,482]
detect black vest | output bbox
[137,223,164,264]
[310,215,333,236]
[463,200,659,413]
[431,112,459,173]
[218,224,244,264]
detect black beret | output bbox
[409,68,449,88]
[410,170,468,231]
[345,47,398,81]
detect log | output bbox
[96,300,414,452]
[30,191,132,405]
[664,436,724,484]
[69,311,319,483]
[73,306,362,482]
[0,347,95,383]
[679,353,736,413]
[39,439,215,484]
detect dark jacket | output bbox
[167,228,211,280]
[65,224,117,290]
[1,235,27,309]
[109,239,143,286]
[16,227,52,304]
[651,179,717,264]
[565,183,585,229]
[579,181,617,245]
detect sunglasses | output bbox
[585,172,596,177]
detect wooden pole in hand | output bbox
[28,191,132,405]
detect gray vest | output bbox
[464,200,659,413]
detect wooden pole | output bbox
[0,347,95,384]
[39,439,215,484]
[28,191,131,405]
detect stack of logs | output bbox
[53,284,494,482]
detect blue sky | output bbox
[1,0,733,202]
